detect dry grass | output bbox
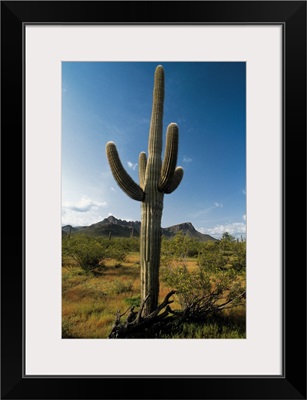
[63,253,154,338]
[62,253,245,339]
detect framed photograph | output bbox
[1,1,306,399]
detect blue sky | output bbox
[62,62,246,239]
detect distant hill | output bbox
[162,222,217,242]
[62,215,217,242]
[62,216,140,238]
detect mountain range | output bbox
[62,215,217,242]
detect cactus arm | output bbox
[106,141,144,201]
[164,166,184,194]
[138,151,147,190]
[158,123,178,192]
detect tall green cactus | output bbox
[106,65,183,315]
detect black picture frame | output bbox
[1,1,306,399]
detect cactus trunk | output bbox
[106,65,183,316]
[140,193,163,313]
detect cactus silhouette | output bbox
[106,65,183,315]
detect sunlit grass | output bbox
[62,253,142,338]
[62,253,245,339]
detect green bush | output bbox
[62,234,105,274]
[197,235,246,271]
[97,237,139,261]
[125,295,141,308]
[161,264,245,319]
[161,232,201,260]
[62,234,141,274]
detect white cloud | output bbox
[243,214,246,221]
[63,196,106,213]
[214,202,223,208]
[183,156,192,163]
[62,196,107,226]
[242,188,246,196]
[198,222,246,239]
[110,186,116,192]
[127,161,137,170]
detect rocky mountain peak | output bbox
[105,215,118,224]
[62,216,216,242]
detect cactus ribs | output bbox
[106,65,183,319]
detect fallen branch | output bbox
[136,294,150,323]
[108,290,176,338]
[107,288,246,338]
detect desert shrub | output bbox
[230,241,246,271]
[198,235,246,271]
[97,237,139,262]
[124,296,141,308]
[161,264,245,320]
[198,242,225,270]
[161,232,201,260]
[62,254,76,273]
[62,234,105,274]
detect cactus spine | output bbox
[106,65,183,315]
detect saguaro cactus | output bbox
[106,65,183,315]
